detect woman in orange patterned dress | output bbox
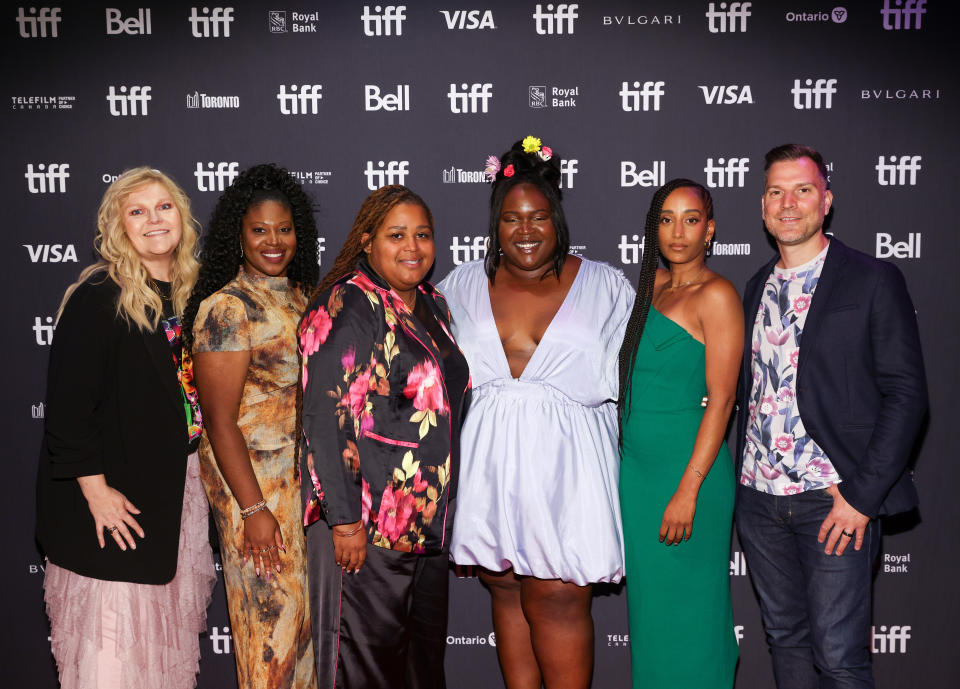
[183,164,319,689]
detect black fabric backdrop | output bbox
[4,1,957,687]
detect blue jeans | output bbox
[735,485,879,689]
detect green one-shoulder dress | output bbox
[620,307,738,689]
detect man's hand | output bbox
[817,484,869,556]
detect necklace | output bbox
[149,278,172,301]
[666,265,706,291]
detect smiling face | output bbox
[497,183,558,277]
[658,186,715,266]
[241,200,297,278]
[121,181,183,278]
[362,202,435,305]
[761,157,833,251]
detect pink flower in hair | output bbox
[484,155,501,183]
[538,146,553,162]
[503,164,515,178]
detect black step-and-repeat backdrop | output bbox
[4,1,957,687]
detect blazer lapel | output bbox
[796,238,848,381]
[141,325,184,414]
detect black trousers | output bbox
[307,512,452,689]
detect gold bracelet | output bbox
[333,523,365,538]
[240,499,267,520]
[691,468,705,480]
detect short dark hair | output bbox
[485,139,570,281]
[764,143,829,187]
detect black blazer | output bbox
[35,276,193,584]
[736,239,927,518]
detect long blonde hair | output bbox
[57,167,201,331]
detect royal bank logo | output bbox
[289,170,332,185]
[365,84,410,111]
[450,236,488,265]
[861,87,940,101]
[871,625,911,653]
[24,243,78,263]
[792,78,837,109]
[881,0,925,30]
[362,5,406,36]
[876,233,920,259]
[194,162,239,191]
[528,85,579,108]
[277,84,323,115]
[699,84,753,104]
[25,163,69,193]
[269,10,286,31]
[106,85,151,116]
[602,13,681,26]
[533,3,578,34]
[448,83,493,113]
[620,161,666,188]
[882,552,912,572]
[620,81,665,112]
[186,91,240,109]
[189,6,233,37]
[16,6,61,37]
[10,95,75,110]
[364,160,409,190]
[268,10,318,33]
[106,8,152,34]
[786,7,848,23]
[705,2,751,32]
[875,155,921,186]
[33,316,56,345]
[440,9,495,29]
[704,157,749,187]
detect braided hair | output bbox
[485,139,570,282]
[182,163,319,349]
[617,178,714,436]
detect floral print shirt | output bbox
[741,243,840,494]
[299,262,470,554]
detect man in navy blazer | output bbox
[735,144,926,689]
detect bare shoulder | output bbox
[698,272,741,308]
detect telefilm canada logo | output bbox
[289,170,332,185]
[528,85,579,108]
[10,95,75,110]
[267,10,319,33]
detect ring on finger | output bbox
[107,526,119,534]
[841,530,854,538]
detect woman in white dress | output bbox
[438,137,634,689]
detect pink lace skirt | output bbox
[44,452,216,689]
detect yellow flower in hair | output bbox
[521,136,542,153]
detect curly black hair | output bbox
[182,163,319,349]
[485,138,570,282]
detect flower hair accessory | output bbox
[503,164,515,178]
[483,155,501,183]
[482,135,552,183]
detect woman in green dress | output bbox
[617,179,744,688]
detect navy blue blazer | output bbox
[735,238,927,518]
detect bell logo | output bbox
[24,244,78,263]
[621,161,666,188]
[440,10,495,29]
[792,78,837,110]
[34,316,56,345]
[105,8,151,35]
[361,5,406,36]
[365,84,410,111]
[699,85,754,104]
[188,7,233,38]
[704,157,749,188]
[450,236,488,265]
[448,83,493,113]
[560,159,578,189]
[364,160,409,190]
[16,6,60,38]
[875,155,921,186]
[876,233,920,259]
[871,625,911,653]
[705,2,751,32]
[106,85,151,116]
[25,163,69,193]
[619,234,646,264]
[881,0,926,30]
[620,81,665,112]
[533,3,578,34]
[194,162,239,192]
[277,85,323,115]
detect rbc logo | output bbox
[105,8,151,34]
[448,83,493,113]
[25,163,69,193]
[364,161,409,190]
[365,84,410,111]
[16,6,60,37]
[194,162,239,192]
[881,0,926,30]
[450,236,488,265]
[362,5,406,36]
[189,7,233,37]
[533,3,578,34]
[792,78,837,109]
[704,157,749,188]
[876,233,921,259]
[106,85,151,116]
[620,161,666,188]
[277,85,323,115]
[699,85,754,104]
[620,81,665,112]
[705,2,751,32]
[24,244,78,263]
[875,155,922,186]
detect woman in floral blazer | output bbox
[298,185,470,689]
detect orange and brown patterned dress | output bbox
[194,268,316,689]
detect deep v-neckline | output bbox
[486,258,584,380]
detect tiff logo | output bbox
[362,5,406,36]
[106,85,151,116]
[277,85,323,115]
[620,81,665,112]
[533,3,578,34]
[24,244,78,262]
[560,159,578,189]
[876,155,921,185]
[792,78,837,110]
[16,6,60,37]
[34,316,55,345]
[619,234,646,264]
[871,625,911,653]
[364,160,409,190]
[876,232,921,259]
[881,0,926,30]
[210,626,233,654]
[365,84,409,111]
[189,7,233,37]
[706,2,751,32]
[194,162,239,191]
[704,157,749,188]
[450,236,488,265]
[25,163,69,193]
[448,83,493,113]
[106,8,151,34]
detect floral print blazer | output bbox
[299,261,469,554]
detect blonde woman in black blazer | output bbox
[36,167,216,689]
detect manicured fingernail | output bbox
[266,570,271,581]
[242,555,248,566]
[255,567,260,577]
[275,565,281,573]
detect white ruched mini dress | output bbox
[438,257,634,585]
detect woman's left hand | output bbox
[659,491,697,545]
